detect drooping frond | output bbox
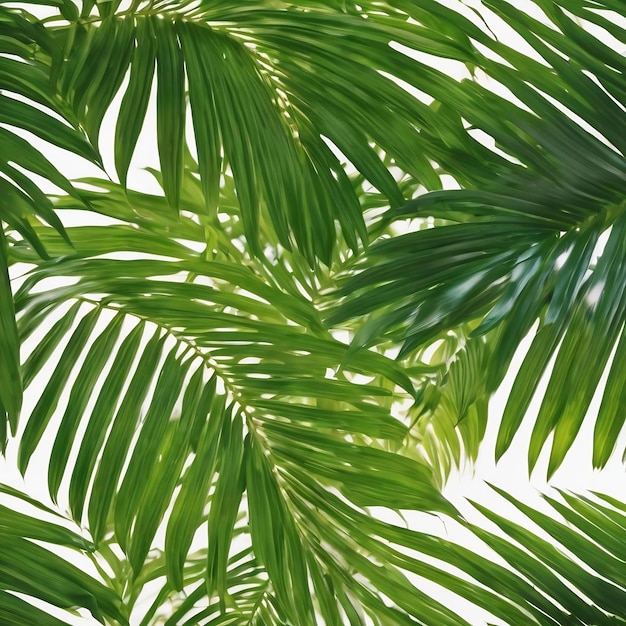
[0,3,98,249]
[38,0,488,263]
[462,485,626,625]
[330,0,626,477]
[0,3,99,430]
[9,170,464,623]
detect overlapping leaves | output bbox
[0,3,96,252]
[399,329,493,486]
[46,0,491,263]
[8,171,462,623]
[4,1,626,624]
[18,171,626,625]
[0,485,125,625]
[462,486,626,625]
[0,3,97,431]
[331,0,626,477]
[126,481,626,625]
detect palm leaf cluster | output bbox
[331,0,626,478]
[1,0,626,624]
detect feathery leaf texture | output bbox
[330,0,626,478]
[1,0,626,624]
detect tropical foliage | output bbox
[1,0,626,624]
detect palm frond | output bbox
[0,227,20,437]
[10,171,467,623]
[461,485,626,625]
[37,0,497,263]
[21,170,626,625]
[0,4,98,248]
[0,485,126,625]
[0,3,103,430]
[330,0,626,477]
[6,1,626,624]
[135,543,287,625]
[402,330,492,486]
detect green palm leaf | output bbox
[6,1,626,624]
[0,227,20,436]
[40,0,496,263]
[148,483,626,625]
[17,167,626,626]
[463,485,626,625]
[0,3,104,432]
[11,171,461,622]
[0,4,97,248]
[0,486,126,625]
[331,0,626,477]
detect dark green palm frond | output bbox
[20,174,626,625]
[162,476,626,626]
[461,485,626,625]
[7,2,626,624]
[0,4,98,248]
[39,0,498,264]
[0,485,126,625]
[330,0,626,478]
[0,227,20,438]
[135,483,626,625]
[0,3,101,431]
